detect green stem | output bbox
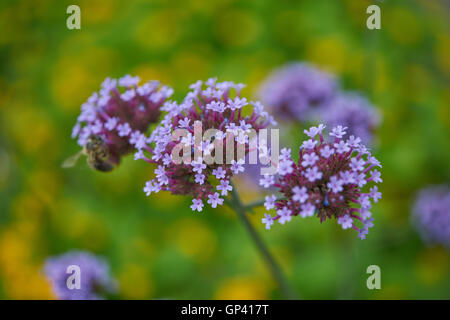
[243,199,266,212]
[243,197,285,212]
[227,181,298,300]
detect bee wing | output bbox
[61,150,84,168]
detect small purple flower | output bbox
[117,123,132,137]
[121,89,136,101]
[278,159,294,176]
[262,214,274,230]
[192,158,207,174]
[329,125,347,139]
[104,117,119,131]
[195,173,205,185]
[370,186,382,203]
[337,215,353,230]
[340,170,355,184]
[411,185,450,248]
[178,117,191,128]
[212,167,226,179]
[304,166,323,182]
[230,159,245,174]
[320,145,335,158]
[301,152,319,167]
[119,74,140,87]
[327,175,344,193]
[44,251,116,300]
[144,180,160,195]
[300,202,315,218]
[370,169,382,183]
[227,97,248,110]
[277,207,292,224]
[259,175,275,188]
[292,186,309,203]
[334,141,350,154]
[207,193,224,208]
[264,195,277,210]
[302,139,317,150]
[190,199,204,212]
[350,158,366,172]
[217,179,233,196]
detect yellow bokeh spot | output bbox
[0,229,53,299]
[171,49,212,85]
[10,192,43,223]
[150,191,186,210]
[439,88,450,128]
[344,0,371,26]
[215,10,261,48]
[372,56,390,95]
[53,207,108,251]
[0,148,10,192]
[384,7,423,46]
[135,9,184,50]
[132,64,173,87]
[3,105,54,155]
[131,237,155,260]
[415,246,449,286]
[51,47,118,111]
[0,230,31,276]
[434,33,450,77]
[118,264,153,299]
[80,0,119,24]
[214,276,268,300]
[27,170,61,206]
[167,218,217,262]
[372,284,406,300]
[306,36,347,74]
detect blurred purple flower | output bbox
[258,63,338,122]
[412,185,450,249]
[321,92,381,145]
[44,251,116,300]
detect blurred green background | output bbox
[0,0,449,299]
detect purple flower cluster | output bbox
[258,63,337,122]
[412,185,450,248]
[321,92,380,145]
[135,78,276,212]
[260,124,382,239]
[44,251,116,300]
[71,75,173,167]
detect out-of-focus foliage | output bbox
[0,0,449,299]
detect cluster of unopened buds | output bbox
[260,124,382,239]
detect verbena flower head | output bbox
[71,75,173,168]
[261,124,382,239]
[321,92,381,145]
[137,78,276,211]
[258,63,338,122]
[412,185,450,249]
[44,250,116,300]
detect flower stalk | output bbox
[227,181,298,300]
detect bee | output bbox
[62,134,114,172]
